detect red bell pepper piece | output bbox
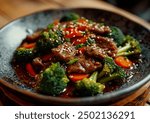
[64,27,82,38]
[26,63,36,77]
[71,36,87,45]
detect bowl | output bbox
[0,8,150,105]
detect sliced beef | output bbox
[89,24,111,35]
[85,44,106,59]
[67,55,102,74]
[95,36,118,57]
[32,57,43,67]
[52,42,77,62]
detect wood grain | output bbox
[0,0,60,27]
[112,82,150,106]
[0,0,150,28]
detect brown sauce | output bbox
[12,14,142,97]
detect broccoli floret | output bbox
[109,26,125,46]
[117,35,141,56]
[36,30,64,53]
[60,13,80,22]
[39,62,69,96]
[14,48,34,62]
[74,72,105,97]
[98,57,116,78]
[98,57,126,83]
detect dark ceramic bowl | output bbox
[0,8,150,105]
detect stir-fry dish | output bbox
[13,13,142,97]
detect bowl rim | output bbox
[1,7,150,30]
[0,7,150,105]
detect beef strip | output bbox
[95,36,118,57]
[85,44,107,59]
[89,24,111,35]
[67,55,102,74]
[52,42,77,62]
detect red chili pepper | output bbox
[78,47,86,54]
[68,74,89,82]
[71,36,87,45]
[26,63,36,77]
[64,27,82,38]
[77,26,87,31]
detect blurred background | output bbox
[106,0,150,22]
[0,0,150,27]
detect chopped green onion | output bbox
[85,38,95,45]
[75,44,85,49]
[67,58,78,65]
[65,38,70,42]
[47,23,54,29]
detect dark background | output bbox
[106,0,150,22]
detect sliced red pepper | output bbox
[71,36,87,45]
[26,63,36,77]
[77,25,87,31]
[78,47,86,54]
[22,42,36,49]
[68,74,89,82]
[64,27,82,38]
[114,56,132,69]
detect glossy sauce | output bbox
[12,17,142,97]
[13,59,140,97]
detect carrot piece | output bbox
[26,63,36,77]
[78,18,87,24]
[23,42,36,49]
[114,56,132,68]
[68,74,89,82]
[53,19,59,25]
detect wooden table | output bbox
[0,0,150,106]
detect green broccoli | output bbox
[98,57,126,83]
[36,30,64,53]
[39,62,69,96]
[60,13,80,22]
[14,47,34,62]
[109,26,125,46]
[74,72,105,97]
[117,35,141,56]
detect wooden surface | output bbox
[0,81,149,106]
[0,0,150,106]
[0,0,150,28]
